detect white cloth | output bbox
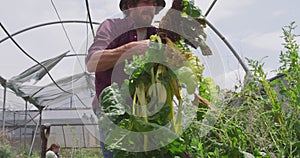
[46,150,57,158]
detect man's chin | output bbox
[137,22,152,27]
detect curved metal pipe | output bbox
[85,0,95,38]
[0,20,100,43]
[204,19,249,73]
[0,19,249,73]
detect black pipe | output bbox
[0,20,100,43]
[204,19,249,73]
[85,0,95,38]
[205,0,217,17]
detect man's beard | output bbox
[136,14,154,27]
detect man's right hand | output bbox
[87,40,150,72]
[120,39,150,57]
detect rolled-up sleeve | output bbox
[86,19,115,63]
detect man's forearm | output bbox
[86,40,149,72]
[86,48,122,72]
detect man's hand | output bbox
[87,40,150,72]
[120,39,150,57]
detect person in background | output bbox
[86,0,165,157]
[46,143,61,158]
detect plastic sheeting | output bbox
[2,51,94,110]
[0,51,98,148]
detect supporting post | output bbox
[40,123,51,158]
[62,126,66,147]
[0,76,7,132]
[29,117,40,157]
[2,86,6,132]
[24,100,28,148]
[82,126,86,147]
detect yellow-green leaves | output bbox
[176,66,198,94]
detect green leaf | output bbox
[99,83,126,123]
[146,41,166,63]
[147,103,172,125]
[166,137,186,154]
[184,0,202,18]
[130,115,162,132]
[176,66,198,94]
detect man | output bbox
[86,0,165,157]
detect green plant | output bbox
[0,130,16,158]
[97,2,299,156]
[59,148,102,158]
[15,148,39,158]
[98,1,212,157]
[99,35,204,157]
[187,22,300,158]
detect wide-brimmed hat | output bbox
[119,0,166,14]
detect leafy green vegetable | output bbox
[176,66,198,94]
[99,83,127,124]
[183,0,202,17]
[98,1,217,157]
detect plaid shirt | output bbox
[86,16,157,114]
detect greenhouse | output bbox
[0,53,100,151]
[1,0,299,157]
